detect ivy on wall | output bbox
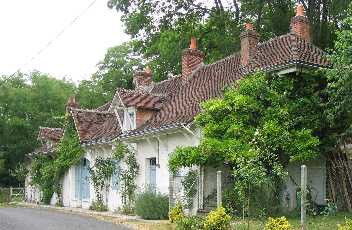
[89,157,116,211]
[30,114,84,205]
[169,71,326,215]
[114,142,139,210]
[182,170,198,209]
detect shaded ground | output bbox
[0,207,131,230]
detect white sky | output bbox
[0,0,129,82]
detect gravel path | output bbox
[0,207,132,230]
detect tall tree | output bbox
[107,0,351,82]
[0,72,75,186]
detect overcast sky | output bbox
[0,0,128,82]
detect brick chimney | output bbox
[133,66,152,88]
[240,22,259,66]
[181,37,204,80]
[66,95,79,112]
[290,4,311,42]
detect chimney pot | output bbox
[244,22,254,31]
[296,4,305,16]
[290,4,311,42]
[190,37,197,49]
[182,37,204,80]
[133,68,153,88]
[240,25,259,66]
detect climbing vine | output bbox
[182,170,198,209]
[114,142,139,209]
[169,71,325,215]
[89,157,116,211]
[30,113,84,204]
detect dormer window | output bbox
[124,107,136,130]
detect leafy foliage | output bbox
[203,207,231,230]
[89,200,108,212]
[337,218,352,230]
[106,0,351,82]
[30,114,84,204]
[0,72,75,186]
[169,71,326,214]
[176,216,205,230]
[89,157,116,206]
[169,202,184,223]
[115,142,139,208]
[264,216,292,230]
[135,191,169,220]
[181,170,198,209]
[325,5,352,147]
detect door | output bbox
[75,158,90,203]
[149,158,157,192]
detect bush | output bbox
[170,202,184,223]
[135,191,169,219]
[204,207,231,230]
[89,200,108,212]
[338,218,352,230]
[118,204,135,215]
[176,216,204,230]
[264,217,292,230]
[0,189,10,204]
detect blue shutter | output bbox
[111,160,120,191]
[82,159,90,200]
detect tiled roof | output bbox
[37,127,63,142]
[121,33,329,138]
[118,88,165,110]
[70,109,121,144]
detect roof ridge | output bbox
[39,126,63,130]
[70,108,115,114]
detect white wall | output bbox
[60,143,123,211]
[283,158,326,211]
[132,129,200,195]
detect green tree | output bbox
[169,71,326,214]
[0,71,75,186]
[107,0,351,81]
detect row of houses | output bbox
[25,4,329,214]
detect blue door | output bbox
[75,158,90,201]
[149,158,156,192]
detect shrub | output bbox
[118,204,135,215]
[338,218,352,230]
[135,191,169,219]
[170,202,184,223]
[89,200,108,212]
[176,216,204,230]
[264,217,292,230]
[204,207,231,230]
[0,188,10,204]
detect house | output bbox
[25,127,63,203]
[26,4,329,213]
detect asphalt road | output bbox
[0,207,131,230]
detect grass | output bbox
[232,212,352,229]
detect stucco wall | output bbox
[133,129,200,195]
[282,158,326,211]
[60,144,122,211]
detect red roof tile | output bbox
[37,127,63,142]
[70,109,121,144]
[121,33,329,137]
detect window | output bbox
[124,108,136,130]
[148,158,157,193]
[111,160,120,191]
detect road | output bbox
[0,207,132,230]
